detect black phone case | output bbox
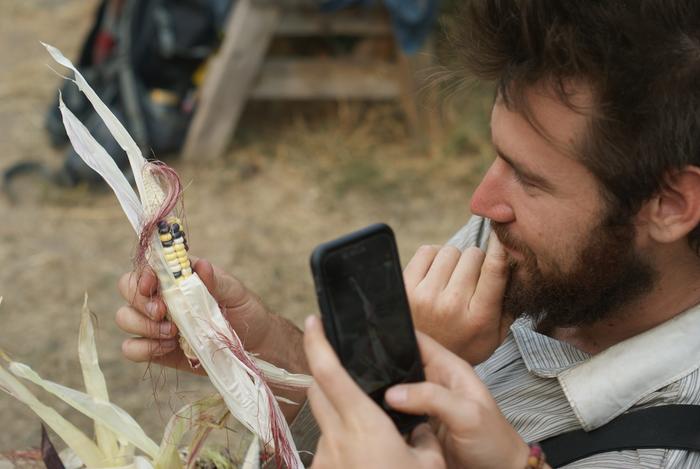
[310,223,426,434]
[310,224,396,353]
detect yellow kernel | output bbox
[159,233,173,242]
[164,252,177,261]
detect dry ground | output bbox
[0,0,493,459]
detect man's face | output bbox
[470,85,656,328]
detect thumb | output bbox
[410,423,445,467]
[193,258,252,310]
[386,381,465,429]
[192,257,216,294]
[386,374,491,436]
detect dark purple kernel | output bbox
[157,221,169,234]
[162,239,174,247]
[173,271,182,278]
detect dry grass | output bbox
[0,0,493,456]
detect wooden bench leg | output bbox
[397,50,422,135]
[396,40,443,151]
[182,0,280,161]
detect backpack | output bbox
[40,0,231,186]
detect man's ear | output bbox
[640,166,700,244]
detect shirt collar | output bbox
[511,304,700,431]
[511,319,590,378]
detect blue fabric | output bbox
[322,0,439,54]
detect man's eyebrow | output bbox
[493,144,555,191]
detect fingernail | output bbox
[385,386,407,404]
[154,339,177,356]
[489,232,504,251]
[159,322,175,337]
[146,301,158,319]
[305,315,318,330]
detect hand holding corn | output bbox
[116,257,310,420]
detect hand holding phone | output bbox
[310,223,426,433]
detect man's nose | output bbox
[470,159,515,223]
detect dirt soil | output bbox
[0,0,493,459]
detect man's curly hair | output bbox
[455,0,700,253]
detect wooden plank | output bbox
[182,0,280,161]
[276,11,392,37]
[250,59,400,100]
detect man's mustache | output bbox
[490,222,526,254]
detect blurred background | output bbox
[0,0,493,461]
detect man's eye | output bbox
[513,171,536,188]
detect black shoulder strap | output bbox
[539,405,700,467]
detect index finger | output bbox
[117,269,157,299]
[117,269,166,321]
[303,315,373,421]
[403,245,440,291]
[415,332,483,390]
[468,233,509,321]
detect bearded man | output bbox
[116,1,700,467]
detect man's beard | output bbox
[491,215,657,330]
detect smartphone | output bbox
[310,223,426,434]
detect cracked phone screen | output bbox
[323,233,422,403]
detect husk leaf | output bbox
[0,364,105,467]
[8,361,159,459]
[79,293,124,462]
